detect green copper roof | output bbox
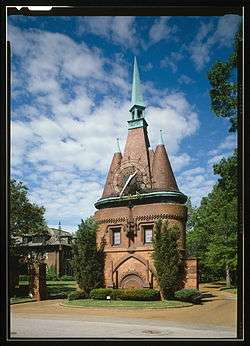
[131,57,145,108]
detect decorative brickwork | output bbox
[94,58,198,291]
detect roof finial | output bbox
[131,56,144,108]
[116,138,121,153]
[160,129,164,145]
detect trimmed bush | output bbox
[89,288,160,301]
[89,288,116,300]
[67,290,87,301]
[60,275,75,281]
[174,288,202,304]
[116,288,160,301]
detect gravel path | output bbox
[10,283,237,339]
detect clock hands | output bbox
[119,171,137,197]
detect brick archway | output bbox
[120,273,144,288]
[113,253,151,273]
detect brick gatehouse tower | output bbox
[94,58,198,290]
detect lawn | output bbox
[47,281,76,298]
[65,299,192,309]
[11,280,77,302]
[10,297,36,305]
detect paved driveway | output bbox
[10,283,237,339]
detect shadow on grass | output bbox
[47,285,75,299]
[201,293,216,299]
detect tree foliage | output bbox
[152,219,184,299]
[208,22,242,132]
[72,217,104,294]
[187,151,237,286]
[10,179,48,255]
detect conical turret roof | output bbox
[101,151,122,198]
[152,144,179,192]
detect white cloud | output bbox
[177,74,194,85]
[147,93,199,154]
[9,24,200,228]
[189,15,241,70]
[177,168,216,207]
[208,134,236,158]
[148,17,174,45]
[78,16,137,49]
[160,52,183,73]
[170,153,191,172]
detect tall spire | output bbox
[131,57,144,108]
[128,57,147,130]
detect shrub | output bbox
[152,219,184,299]
[60,275,75,281]
[89,288,160,301]
[89,288,116,300]
[67,290,87,301]
[116,288,160,301]
[46,266,59,281]
[174,288,202,304]
[13,285,30,298]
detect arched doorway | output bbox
[120,273,144,288]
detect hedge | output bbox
[89,288,116,300]
[89,288,160,301]
[174,288,202,304]
[67,290,88,301]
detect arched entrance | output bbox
[120,273,144,288]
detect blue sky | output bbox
[8,15,240,232]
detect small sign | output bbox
[106,295,111,302]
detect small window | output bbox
[137,109,142,118]
[113,229,121,245]
[144,227,153,244]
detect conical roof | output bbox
[101,152,122,198]
[152,144,179,192]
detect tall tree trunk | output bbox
[226,263,231,288]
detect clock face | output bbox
[113,162,150,195]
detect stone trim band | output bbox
[96,212,186,225]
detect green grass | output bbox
[15,281,77,300]
[19,280,76,286]
[10,297,36,304]
[65,299,192,309]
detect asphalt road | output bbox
[11,314,236,339]
[9,283,238,339]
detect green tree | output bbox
[10,179,48,256]
[208,22,242,132]
[187,152,237,287]
[186,197,195,231]
[152,219,184,299]
[10,179,48,294]
[72,217,104,295]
